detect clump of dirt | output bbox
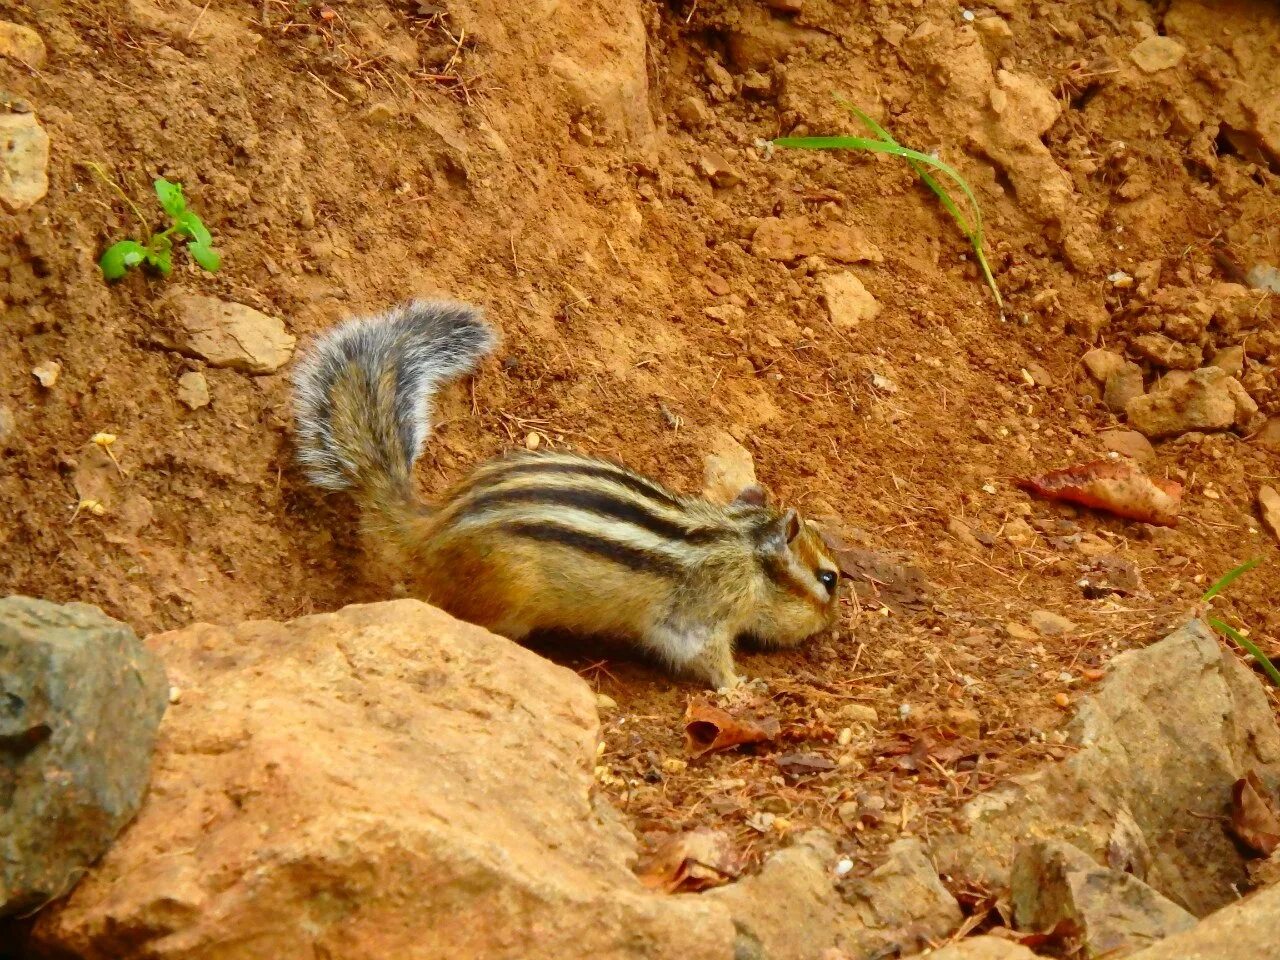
[1,0,1278,876]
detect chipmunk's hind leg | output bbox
[645,620,741,691]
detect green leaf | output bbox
[99,240,148,281]
[154,178,187,218]
[1211,617,1280,687]
[173,210,213,246]
[187,241,222,273]
[1202,558,1261,602]
[145,234,174,277]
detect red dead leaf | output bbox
[1230,769,1280,856]
[635,829,741,893]
[1017,458,1181,527]
[684,700,780,758]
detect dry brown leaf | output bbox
[683,700,779,758]
[635,829,741,893]
[1230,769,1280,856]
[775,752,837,778]
[1017,458,1182,527]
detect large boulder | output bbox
[31,600,734,960]
[0,597,168,916]
[934,620,1280,916]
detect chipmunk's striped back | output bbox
[430,450,766,579]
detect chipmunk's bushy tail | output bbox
[291,300,496,523]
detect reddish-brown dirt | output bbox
[2,0,1278,878]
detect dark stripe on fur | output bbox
[499,521,682,578]
[464,485,727,544]
[471,455,686,509]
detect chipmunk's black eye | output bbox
[817,569,837,591]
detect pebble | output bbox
[837,727,853,746]
[697,151,743,188]
[1246,263,1280,294]
[840,703,878,724]
[1130,35,1187,73]
[820,272,881,328]
[673,95,713,130]
[1103,364,1144,414]
[0,20,46,67]
[176,371,211,410]
[1125,367,1239,438]
[32,359,60,388]
[1132,333,1202,370]
[834,857,854,877]
[1098,429,1156,465]
[594,692,618,712]
[168,686,183,705]
[1081,348,1127,384]
[0,112,50,212]
[1028,609,1077,636]
[1259,486,1280,544]
[661,757,687,774]
[161,292,295,374]
[1257,417,1280,453]
[1209,345,1245,378]
[0,404,14,450]
[1053,692,1071,709]
[525,432,541,451]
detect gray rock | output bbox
[0,597,168,916]
[1125,883,1280,960]
[928,938,1039,960]
[706,833,960,960]
[934,620,1280,917]
[1011,839,1196,957]
[0,112,49,212]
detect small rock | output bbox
[702,430,757,504]
[820,272,881,328]
[1082,348,1127,384]
[840,703,879,725]
[1131,333,1202,370]
[0,20,47,67]
[763,0,803,11]
[1099,429,1156,465]
[1029,610,1076,637]
[1023,361,1054,387]
[363,102,398,125]
[525,431,541,451]
[0,112,50,212]
[1257,417,1280,453]
[1011,838,1196,957]
[674,95,712,129]
[1129,35,1186,73]
[974,15,1014,57]
[31,359,60,388]
[0,597,168,916]
[928,938,1038,960]
[1224,376,1259,430]
[1004,621,1038,642]
[698,151,743,188]
[0,404,15,450]
[161,291,295,374]
[595,692,618,712]
[1246,263,1280,294]
[176,371,210,410]
[752,216,883,265]
[1125,367,1238,438]
[947,516,984,550]
[945,707,981,738]
[1259,486,1280,543]
[1209,345,1245,378]
[1103,364,1144,414]
[740,70,773,98]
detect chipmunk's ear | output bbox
[757,508,802,554]
[732,484,768,507]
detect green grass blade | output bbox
[1201,558,1261,602]
[1211,617,1280,687]
[774,130,1003,312]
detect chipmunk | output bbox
[291,300,840,689]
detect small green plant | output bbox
[1201,559,1280,687]
[89,163,221,281]
[773,97,1003,317]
